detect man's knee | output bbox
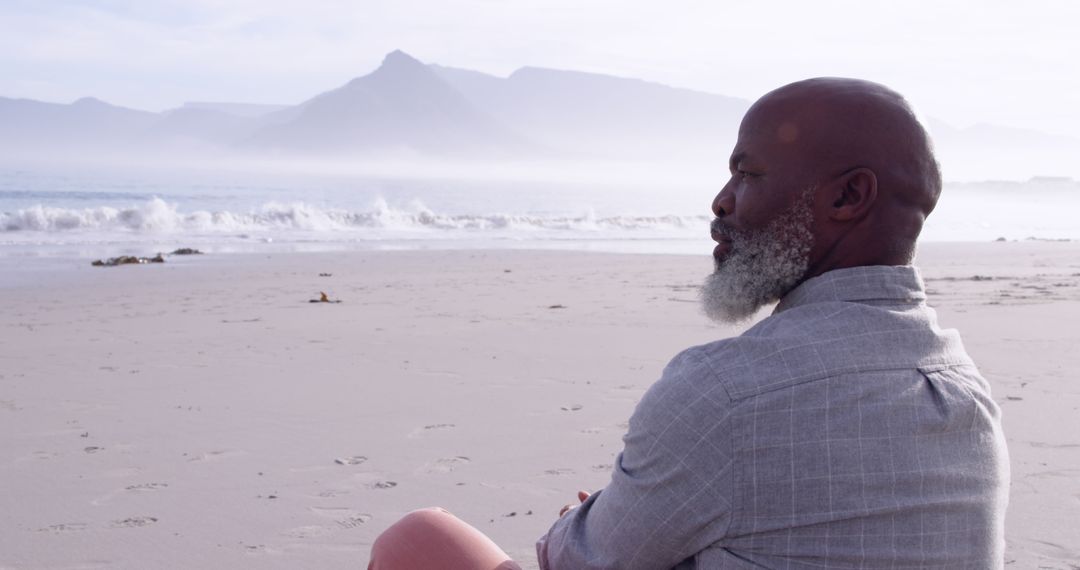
[370,507,521,570]
[370,507,455,568]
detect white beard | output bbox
[701,189,815,324]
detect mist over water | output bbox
[0,163,715,257]
[1,163,1077,260]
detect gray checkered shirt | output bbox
[537,265,1009,569]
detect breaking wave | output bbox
[1,197,707,237]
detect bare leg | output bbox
[369,507,522,570]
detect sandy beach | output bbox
[1,242,1078,569]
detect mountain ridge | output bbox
[1,50,1078,179]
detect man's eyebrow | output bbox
[728,151,748,171]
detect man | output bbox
[368,78,1010,569]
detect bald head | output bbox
[719,78,941,275]
[751,77,941,213]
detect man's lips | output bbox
[710,221,734,259]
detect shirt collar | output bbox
[774,265,926,314]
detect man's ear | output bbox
[828,167,878,222]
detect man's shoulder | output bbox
[671,299,974,402]
[664,306,844,400]
[647,342,733,405]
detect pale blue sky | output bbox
[2,0,1078,137]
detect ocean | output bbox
[1,165,1077,261]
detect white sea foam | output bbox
[0,197,707,239]
[3,174,1078,255]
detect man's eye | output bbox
[738,170,756,179]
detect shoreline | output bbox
[2,238,1078,291]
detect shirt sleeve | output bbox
[536,348,736,569]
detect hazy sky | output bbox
[2,0,1078,137]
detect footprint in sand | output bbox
[1024,468,1080,480]
[334,455,368,466]
[421,456,471,474]
[409,423,457,438]
[111,516,158,528]
[1025,538,1080,562]
[37,523,88,533]
[366,480,398,490]
[561,404,583,412]
[126,483,169,492]
[283,525,332,539]
[93,483,168,506]
[308,507,373,530]
[186,450,240,462]
[1028,442,1080,449]
[544,468,575,476]
[314,488,351,498]
[336,515,372,529]
[592,464,613,472]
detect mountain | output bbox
[0,97,275,156]
[928,118,1080,149]
[141,107,262,150]
[0,96,157,151]
[243,50,530,156]
[0,50,749,161]
[432,64,749,158]
[178,102,290,118]
[927,119,1080,180]
[2,50,1079,178]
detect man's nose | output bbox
[712,185,735,217]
